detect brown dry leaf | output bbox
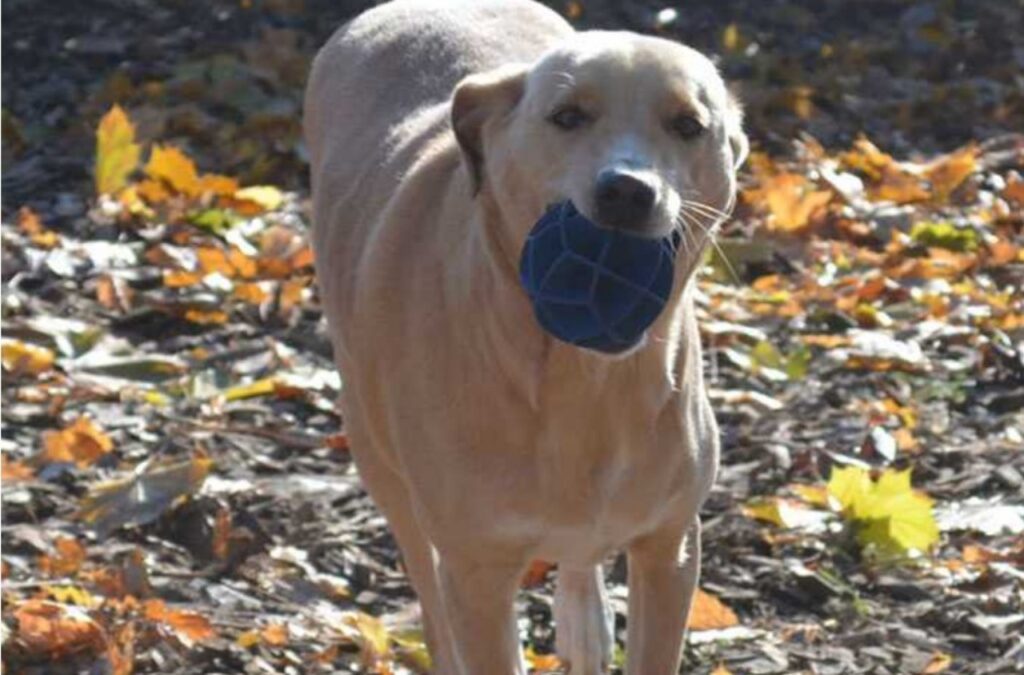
[212,506,232,562]
[840,137,895,181]
[521,560,555,587]
[41,416,114,468]
[229,248,259,279]
[95,105,141,196]
[325,433,350,451]
[870,165,930,204]
[2,338,56,375]
[757,173,833,232]
[11,599,107,660]
[106,621,135,675]
[1003,174,1024,205]
[96,274,134,312]
[184,308,230,325]
[143,599,216,645]
[988,240,1019,266]
[78,454,213,538]
[261,623,289,647]
[687,589,739,631]
[2,453,35,482]
[38,536,87,577]
[924,145,977,202]
[145,145,200,197]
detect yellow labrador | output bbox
[305,1,747,673]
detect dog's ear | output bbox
[451,64,529,194]
[725,88,749,171]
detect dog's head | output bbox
[452,31,748,254]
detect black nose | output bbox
[594,169,657,229]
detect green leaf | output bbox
[910,220,978,252]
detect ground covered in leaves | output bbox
[2,1,1023,674]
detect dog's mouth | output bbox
[519,200,678,355]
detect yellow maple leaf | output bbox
[95,105,141,196]
[2,339,56,375]
[145,145,200,197]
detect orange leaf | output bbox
[196,247,235,276]
[759,173,833,232]
[920,652,952,674]
[988,240,1019,266]
[163,269,203,288]
[17,206,60,248]
[261,623,289,647]
[11,600,107,659]
[233,282,269,304]
[923,145,976,202]
[870,166,929,204]
[143,599,215,644]
[41,417,114,468]
[184,309,229,325]
[324,433,350,451]
[2,453,35,482]
[521,560,555,588]
[687,589,739,631]
[1002,174,1024,206]
[38,536,87,577]
[198,173,240,198]
[95,105,141,196]
[711,664,734,675]
[228,248,258,279]
[145,145,200,197]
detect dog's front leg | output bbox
[624,518,701,675]
[436,551,528,675]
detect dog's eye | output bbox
[670,114,704,140]
[549,105,591,131]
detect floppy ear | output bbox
[725,89,749,170]
[451,64,529,193]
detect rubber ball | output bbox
[518,200,679,354]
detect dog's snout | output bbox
[594,169,657,229]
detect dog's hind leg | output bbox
[348,438,458,674]
[554,565,614,674]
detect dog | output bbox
[305,1,747,673]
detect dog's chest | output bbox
[526,372,700,564]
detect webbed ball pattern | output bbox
[519,201,679,354]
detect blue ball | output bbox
[519,201,680,354]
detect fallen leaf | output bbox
[711,664,734,675]
[145,145,200,197]
[341,612,392,670]
[143,599,215,645]
[41,416,114,468]
[2,453,34,482]
[38,536,87,577]
[261,622,289,647]
[920,652,952,674]
[95,105,141,195]
[234,185,284,212]
[752,172,833,232]
[2,338,56,375]
[742,497,830,532]
[78,454,213,538]
[521,560,555,587]
[10,600,107,660]
[17,206,59,248]
[923,145,976,202]
[687,589,739,631]
[223,378,276,401]
[524,648,562,673]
